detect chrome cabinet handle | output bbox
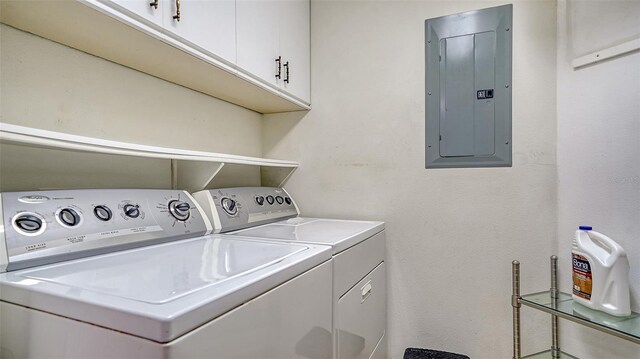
[283,61,290,84]
[149,0,158,10]
[275,56,282,79]
[173,0,181,21]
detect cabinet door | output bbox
[107,0,164,26]
[236,0,280,86]
[162,0,236,63]
[279,0,310,103]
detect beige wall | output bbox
[0,24,262,156]
[557,1,640,358]
[265,1,557,357]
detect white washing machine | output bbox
[193,187,386,359]
[0,189,333,359]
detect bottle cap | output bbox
[579,226,593,230]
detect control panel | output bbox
[192,187,299,233]
[0,189,211,272]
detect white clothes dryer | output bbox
[0,189,333,359]
[193,187,386,359]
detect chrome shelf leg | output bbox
[512,260,521,359]
[550,255,560,358]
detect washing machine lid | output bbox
[231,218,385,254]
[0,235,331,343]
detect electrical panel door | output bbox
[425,5,512,168]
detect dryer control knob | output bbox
[169,200,191,221]
[123,204,141,218]
[221,197,238,215]
[94,205,112,221]
[58,208,81,227]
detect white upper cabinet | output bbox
[0,0,310,113]
[236,0,281,87]
[162,0,236,64]
[108,0,164,26]
[108,0,236,64]
[278,0,310,103]
[237,0,310,104]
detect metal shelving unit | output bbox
[522,350,578,359]
[511,256,640,359]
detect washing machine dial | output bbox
[168,200,191,221]
[266,195,275,205]
[255,196,265,206]
[58,208,81,227]
[13,213,45,235]
[94,205,113,221]
[275,196,284,205]
[123,204,141,218]
[221,197,238,216]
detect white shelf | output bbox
[572,38,640,69]
[0,123,298,192]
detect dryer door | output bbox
[336,262,386,359]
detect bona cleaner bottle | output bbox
[572,226,631,317]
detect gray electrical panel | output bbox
[425,5,512,168]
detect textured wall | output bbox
[556,1,640,358]
[264,1,557,357]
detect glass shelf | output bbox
[520,291,640,344]
[522,349,578,358]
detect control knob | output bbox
[123,204,141,218]
[94,205,113,221]
[255,196,265,206]
[275,196,284,205]
[168,200,191,221]
[14,213,45,234]
[266,195,275,205]
[221,197,238,215]
[58,208,81,227]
